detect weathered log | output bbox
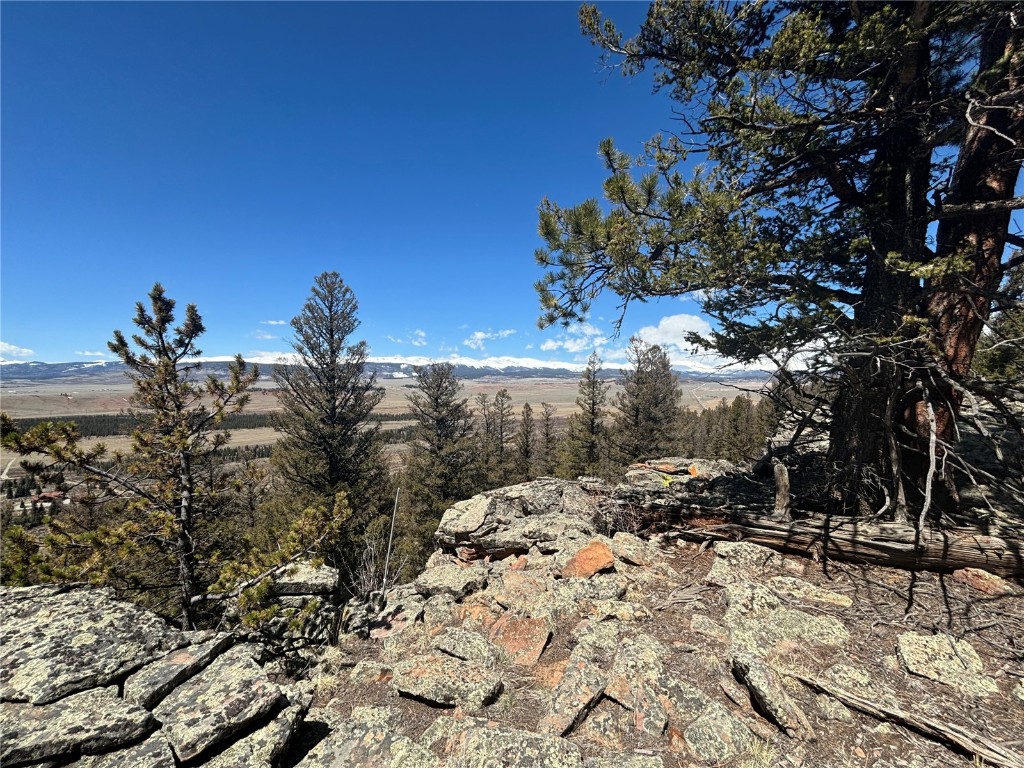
[673,512,1024,577]
[788,671,1024,768]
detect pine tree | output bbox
[537,402,560,477]
[537,2,1024,522]
[402,363,477,568]
[1,284,258,628]
[559,352,610,478]
[513,402,536,482]
[272,272,388,570]
[611,338,682,464]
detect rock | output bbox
[419,712,492,752]
[0,585,186,704]
[0,686,154,765]
[731,652,814,739]
[154,645,286,762]
[452,724,584,768]
[1014,680,1024,704]
[271,560,339,596]
[433,627,498,667]
[349,660,394,685]
[896,632,998,697]
[538,622,618,737]
[605,634,671,736]
[723,581,849,653]
[705,542,783,587]
[609,531,658,567]
[435,479,603,559]
[767,576,853,608]
[415,563,487,600]
[489,615,551,666]
[577,706,631,750]
[682,702,753,763]
[295,708,439,768]
[952,568,1016,596]
[585,757,664,768]
[561,540,615,578]
[391,654,503,711]
[75,733,176,768]
[124,633,234,709]
[690,614,729,643]
[203,694,310,768]
[369,593,425,640]
[422,593,456,632]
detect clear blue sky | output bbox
[1,2,718,370]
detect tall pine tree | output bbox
[611,338,682,464]
[559,352,611,478]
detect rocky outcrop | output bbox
[312,476,1024,768]
[0,585,311,767]
[4,470,1023,768]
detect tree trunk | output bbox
[177,451,197,631]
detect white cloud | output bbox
[636,314,712,350]
[387,329,428,347]
[0,341,35,358]
[462,328,516,351]
[538,322,609,355]
[251,330,279,340]
[261,320,287,326]
[75,350,109,358]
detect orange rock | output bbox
[561,540,615,579]
[490,616,551,666]
[508,555,529,572]
[533,659,569,689]
[952,567,1015,596]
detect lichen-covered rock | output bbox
[0,585,186,705]
[609,531,659,567]
[432,627,498,667]
[203,694,309,768]
[154,645,286,762]
[731,652,813,739]
[435,479,603,559]
[585,757,664,768]
[723,581,849,653]
[682,702,753,763]
[896,632,998,697]
[0,686,154,765]
[538,622,618,737]
[767,576,853,608]
[489,615,551,666]
[705,542,784,587]
[75,733,176,768]
[271,560,339,596]
[295,706,439,768]
[349,660,394,685]
[415,563,487,600]
[452,724,583,768]
[124,633,234,709]
[391,654,503,711]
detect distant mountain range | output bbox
[0,357,772,385]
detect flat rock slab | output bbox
[0,686,154,766]
[271,560,339,596]
[682,702,753,763]
[391,654,503,711]
[154,645,285,762]
[124,633,234,709]
[561,540,615,578]
[75,733,176,768]
[896,632,998,697]
[0,585,186,704]
[432,627,497,666]
[453,725,583,768]
[538,656,607,737]
[295,708,438,768]
[490,615,551,666]
[415,563,487,600]
[204,696,309,768]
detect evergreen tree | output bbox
[1,284,258,628]
[611,338,682,464]
[559,352,610,478]
[513,402,536,482]
[402,363,477,568]
[537,402,560,477]
[272,272,388,570]
[537,2,1024,522]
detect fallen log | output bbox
[787,671,1024,768]
[672,511,1024,577]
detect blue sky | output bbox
[1,2,718,371]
